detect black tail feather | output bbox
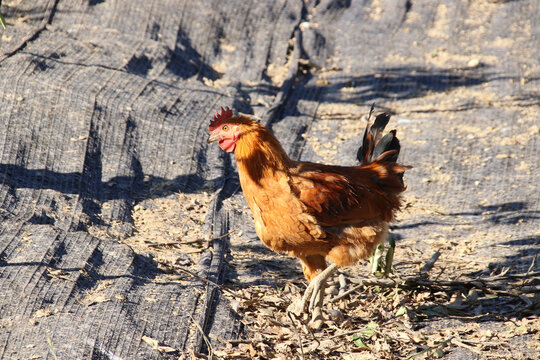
[373,130,400,162]
[357,112,401,164]
[370,113,391,142]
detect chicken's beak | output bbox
[207,134,219,144]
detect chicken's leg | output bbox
[290,263,338,327]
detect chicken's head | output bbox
[207,107,243,153]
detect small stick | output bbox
[459,338,505,347]
[433,266,447,281]
[521,253,539,289]
[208,230,238,241]
[327,328,381,340]
[405,336,453,359]
[451,337,483,355]
[147,242,181,248]
[210,335,253,345]
[485,267,511,280]
[189,315,214,359]
[420,251,441,277]
[287,312,305,360]
[149,231,237,247]
[337,273,347,297]
[330,284,362,303]
[180,239,205,245]
[526,253,537,275]
[184,249,206,254]
[47,337,59,360]
[176,267,230,294]
[331,277,398,303]
[488,270,539,280]
[177,267,290,310]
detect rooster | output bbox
[207,107,407,326]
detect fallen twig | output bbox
[47,337,59,360]
[331,278,397,303]
[147,242,182,248]
[210,335,253,345]
[208,230,238,241]
[327,328,381,340]
[148,232,235,248]
[420,251,441,277]
[333,266,539,308]
[176,266,237,297]
[184,248,207,254]
[287,312,305,360]
[451,337,483,355]
[330,284,362,303]
[405,336,453,359]
[175,266,287,311]
[189,315,214,359]
[526,253,537,275]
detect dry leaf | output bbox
[141,335,177,353]
[33,308,54,318]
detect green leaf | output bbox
[434,349,445,358]
[514,325,527,333]
[387,232,396,248]
[370,243,385,274]
[396,305,407,317]
[359,329,375,336]
[352,335,371,350]
[0,14,6,30]
[384,235,395,276]
[357,323,378,337]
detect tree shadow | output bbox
[0,161,220,230]
[274,64,539,126]
[483,234,539,277]
[1,60,518,227]
[453,202,539,226]
[396,201,539,275]
[395,201,539,230]
[124,53,153,76]
[224,225,304,288]
[13,23,222,81]
[0,164,209,200]
[321,66,489,103]
[414,290,537,325]
[409,252,539,324]
[0,244,185,291]
[390,201,539,324]
[165,28,220,81]
[124,27,221,79]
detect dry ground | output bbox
[121,186,538,360]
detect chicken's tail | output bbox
[357,108,409,188]
[357,109,400,165]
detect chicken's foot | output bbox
[289,263,338,328]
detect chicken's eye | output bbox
[222,125,229,132]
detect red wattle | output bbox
[218,138,236,152]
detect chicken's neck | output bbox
[234,126,292,186]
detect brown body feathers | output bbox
[210,110,407,282]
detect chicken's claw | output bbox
[288,264,338,328]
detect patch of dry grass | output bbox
[208,245,539,360]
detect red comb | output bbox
[209,106,233,132]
